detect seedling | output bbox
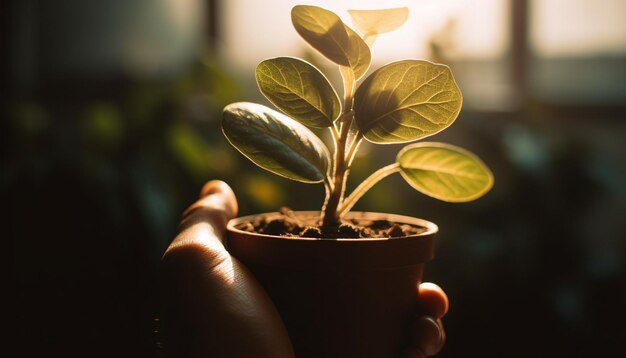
[222,5,493,228]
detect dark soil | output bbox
[236,208,427,239]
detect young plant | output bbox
[222,5,493,228]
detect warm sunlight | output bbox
[222,0,509,72]
[530,0,626,57]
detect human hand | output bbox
[161,180,447,357]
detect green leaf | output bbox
[354,60,462,144]
[256,57,341,128]
[397,142,493,202]
[341,25,371,80]
[222,102,330,183]
[291,5,371,80]
[348,7,409,45]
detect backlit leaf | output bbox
[291,5,371,80]
[354,60,462,144]
[256,57,340,128]
[222,102,330,183]
[348,7,408,45]
[397,142,493,202]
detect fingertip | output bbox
[179,181,239,233]
[200,180,232,198]
[199,180,238,218]
[418,282,448,319]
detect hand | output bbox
[160,180,448,357]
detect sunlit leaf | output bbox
[354,60,462,144]
[348,7,408,45]
[342,24,371,80]
[291,5,371,80]
[397,142,493,202]
[256,57,340,128]
[222,102,330,183]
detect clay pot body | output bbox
[226,211,437,358]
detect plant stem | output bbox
[321,68,356,227]
[340,67,355,110]
[321,111,351,226]
[337,163,400,216]
[345,133,363,166]
[330,125,340,144]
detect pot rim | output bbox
[226,211,438,269]
[226,211,438,241]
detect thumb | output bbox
[178,180,238,234]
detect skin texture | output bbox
[161,180,448,357]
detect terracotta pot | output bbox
[226,211,437,358]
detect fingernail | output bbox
[414,316,443,356]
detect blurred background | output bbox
[5,0,625,356]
